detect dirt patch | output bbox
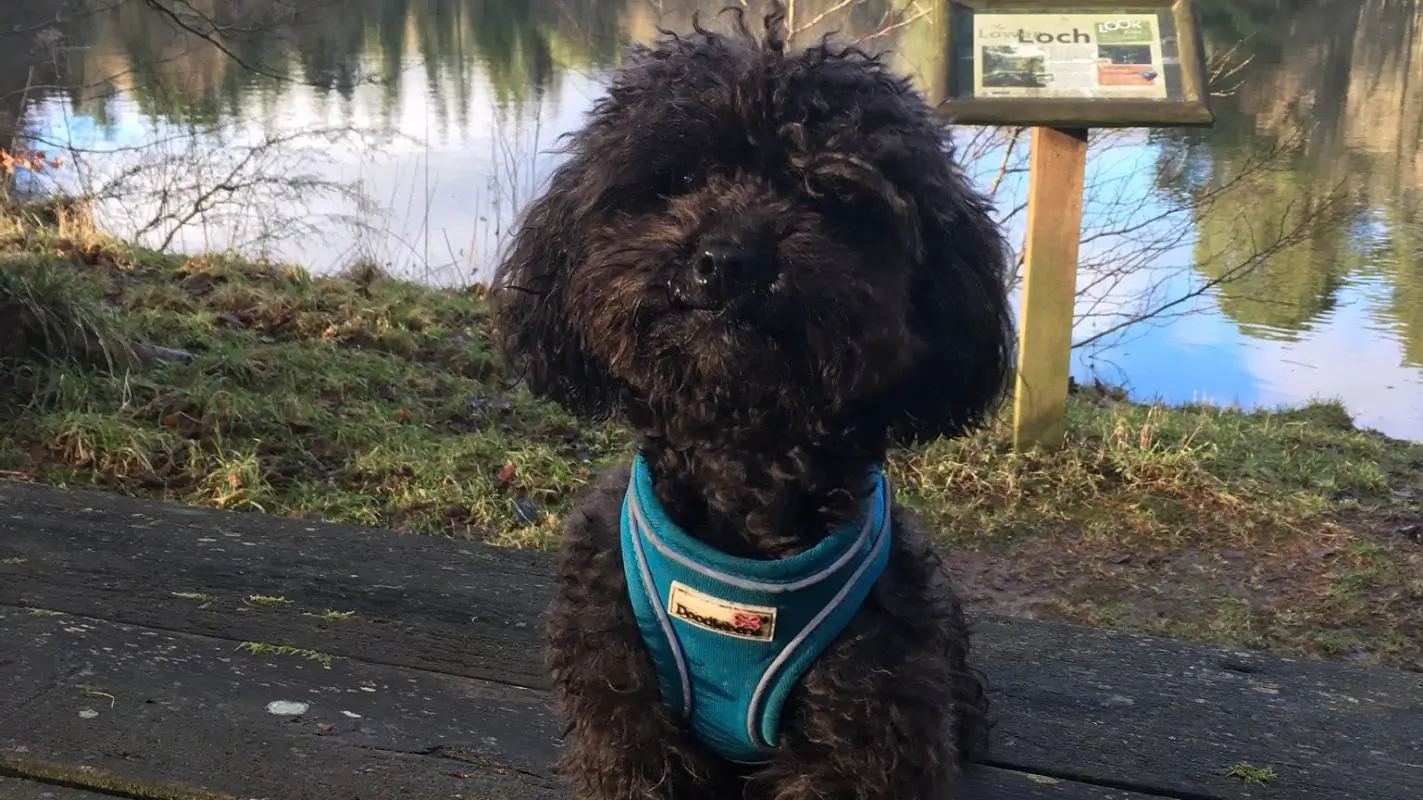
[947,502,1423,671]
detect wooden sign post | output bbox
[937,0,1214,451]
[1014,126,1088,450]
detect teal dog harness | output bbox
[619,452,892,764]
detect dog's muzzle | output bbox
[669,240,759,311]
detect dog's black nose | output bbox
[671,241,757,311]
[695,243,752,285]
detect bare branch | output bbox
[1,0,131,38]
[136,0,374,88]
[854,0,934,45]
[794,0,859,37]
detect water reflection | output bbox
[1127,0,1422,436]
[1180,0,1422,355]
[3,0,1421,438]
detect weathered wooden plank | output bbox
[3,482,1422,800]
[0,482,554,688]
[0,607,564,800]
[0,776,115,799]
[975,614,1423,799]
[0,606,1168,800]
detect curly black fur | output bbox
[491,5,1015,798]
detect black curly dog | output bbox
[491,5,1014,798]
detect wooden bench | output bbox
[1,482,1419,800]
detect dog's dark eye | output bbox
[811,182,873,217]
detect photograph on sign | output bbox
[973,14,1167,101]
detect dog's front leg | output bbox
[546,503,731,800]
[748,617,966,800]
[746,527,984,800]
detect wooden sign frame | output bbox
[939,0,1214,128]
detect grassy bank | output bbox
[2,203,1421,672]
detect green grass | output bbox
[892,396,1406,548]
[306,609,359,621]
[0,205,623,546]
[171,591,218,609]
[0,253,131,374]
[2,203,1420,670]
[25,607,65,617]
[1227,763,1278,785]
[235,641,333,669]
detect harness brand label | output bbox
[667,581,777,642]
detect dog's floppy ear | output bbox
[489,169,619,419]
[886,167,1017,444]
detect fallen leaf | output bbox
[495,462,517,488]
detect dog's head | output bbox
[492,7,1014,450]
